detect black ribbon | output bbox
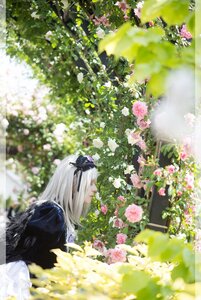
[70,155,96,191]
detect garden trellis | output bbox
[6,0,196,248]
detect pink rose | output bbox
[106,248,127,264]
[134,1,144,19]
[184,173,194,190]
[53,159,61,166]
[117,195,125,202]
[167,165,175,174]
[137,155,146,166]
[180,151,188,161]
[153,168,162,176]
[93,239,106,254]
[31,167,39,175]
[137,118,151,130]
[132,101,148,119]
[115,0,130,12]
[180,24,192,40]
[116,233,127,244]
[124,204,143,223]
[130,174,142,189]
[101,204,108,215]
[113,218,125,228]
[158,188,166,196]
[137,139,147,151]
[114,208,119,216]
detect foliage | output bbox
[4,0,197,250]
[30,230,201,300]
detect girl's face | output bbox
[84,179,97,204]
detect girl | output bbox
[1,154,98,299]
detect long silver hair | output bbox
[39,154,98,230]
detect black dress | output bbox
[6,201,67,269]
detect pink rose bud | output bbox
[158,188,166,196]
[117,195,125,202]
[153,168,162,176]
[167,165,175,174]
[101,204,108,215]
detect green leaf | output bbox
[121,270,151,294]
[147,69,168,96]
[141,0,190,25]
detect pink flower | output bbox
[118,195,125,202]
[134,1,144,19]
[180,151,188,161]
[101,204,108,215]
[114,208,119,216]
[53,159,61,166]
[31,167,39,175]
[116,233,127,244]
[153,168,162,176]
[113,218,125,228]
[149,21,154,27]
[106,248,127,264]
[125,204,143,223]
[177,191,183,197]
[184,173,194,190]
[43,143,51,151]
[93,239,106,254]
[132,101,148,119]
[137,155,146,166]
[137,139,147,151]
[180,24,192,40]
[158,188,166,196]
[115,0,130,12]
[93,15,110,27]
[130,174,142,189]
[167,165,176,174]
[137,118,151,130]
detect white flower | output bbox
[96,192,101,201]
[109,177,113,182]
[31,11,40,19]
[96,27,105,39]
[104,81,112,88]
[53,123,66,142]
[92,153,100,161]
[121,107,129,116]
[93,137,103,148]
[45,31,53,41]
[100,122,105,128]
[1,118,9,129]
[127,132,140,145]
[23,129,29,135]
[125,128,131,136]
[94,210,100,216]
[124,165,134,175]
[108,138,119,152]
[43,144,51,151]
[77,72,84,83]
[113,177,122,189]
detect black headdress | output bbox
[70,155,96,191]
